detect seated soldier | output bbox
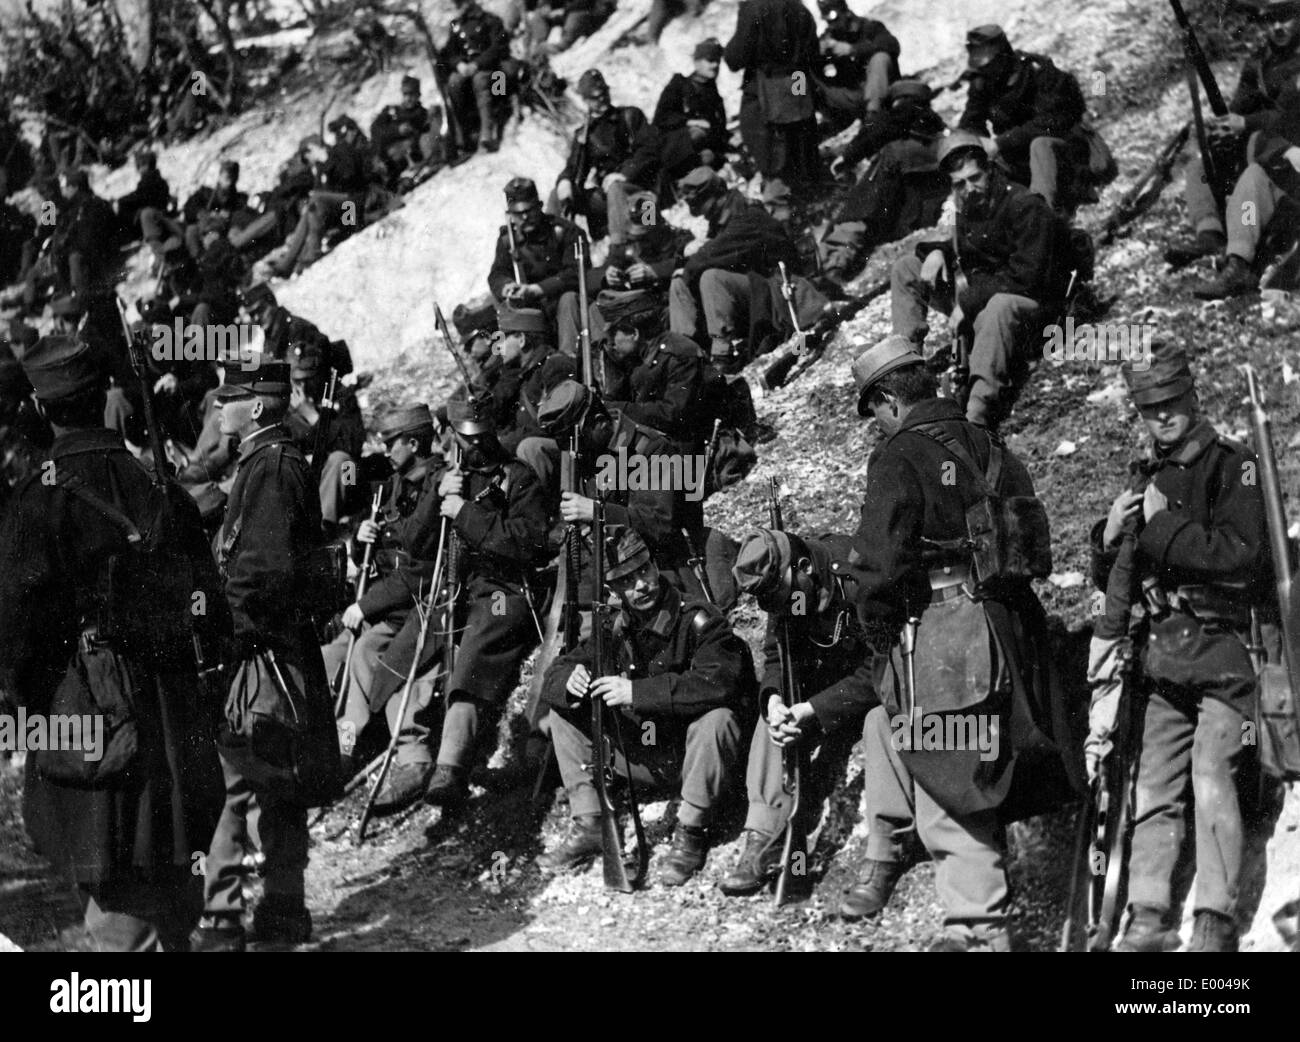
[537,527,755,885]
[324,404,441,786]
[365,397,551,809]
[370,75,437,184]
[226,139,320,256]
[440,0,512,156]
[1192,75,1300,299]
[286,344,367,535]
[524,0,612,56]
[721,528,879,898]
[598,322,707,449]
[489,177,585,325]
[667,166,828,370]
[957,24,1088,211]
[556,190,693,354]
[653,39,730,189]
[114,149,170,244]
[487,305,575,465]
[547,70,661,246]
[819,80,948,287]
[890,131,1070,428]
[239,282,333,362]
[814,0,900,131]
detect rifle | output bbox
[768,477,810,905]
[759,277,891,393]
[505,214,524,286]
[589,498,648,891]
[565,110,593,223]
[309,367,338,477]
[334,486,384,717]
[115,296,172,481]
[432,45,466,157]
[1244,365,1300,781]
[681,527,716,607]
[1169,0,1231,209]
[1095,123,1191,247]
[575,236,603,389]
[434,301,481,389]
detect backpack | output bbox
[910,423,1053,594]
[698,370,760,496]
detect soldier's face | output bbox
[217,394,260,436]
[610,329,640,362]
[495,330,525,364]
[387,436,416,471]
[949,159,989,214]
[615,560,661,612]
[1269,19,1299,51]
[866,391,903,436]
[402,89,420,106]
[583,93,612,118]
[693,58,720,80]
[509,204,540,234]
[1138,391,1196,448]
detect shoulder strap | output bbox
[907,422,999,497]
[54,473,142,545]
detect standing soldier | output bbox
[0,335,227,951]
[1098,346,1267,953]
[192,359,337,951]
[538,528,754,885]
[367,397,551,810]
[845,335,1060,950]
[720,528,879,896]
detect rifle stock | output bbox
[116,297,171,482]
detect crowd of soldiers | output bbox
[2,0,1299,955]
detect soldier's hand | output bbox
[342,603,366,631]
[687,118,711,131]
[1102,488,1143,548]
[560,491,595,523]
[439,470,464,498]
[1286,146,1300,173]
[566,663,592,700]
[948,303,965,332]
[626,262,655,284]
[457,61,475,77]
[1142,481,1169,522]
[557,178,574,202]
[590,675,633,707]
[503,281,524,301]
[521,283,544,302]
[602,171,626,192]
[440,493,465,519]
[356,518,380,545]
[981,136,999,158]
[919,249,947,286]
[153,372,179,395]
[1210,113,1246,134]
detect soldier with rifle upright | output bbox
[537,526,754,886]
[489,177,585,328]
[720,524,880,898]
[1094,345,1268,953]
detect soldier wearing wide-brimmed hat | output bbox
[538,525,756,886]
[0,334,228,951]
[1095,342,1269,953]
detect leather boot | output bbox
[1186,910,1238,952]
[1114,904,1173,952]
[1164,228,1226,268]
[253,895,311,945]
[189,917,246,952]
[1192,253,1257,299]
[839,858,904,920]
[423,763,470,808]
[658,823,709,887]
[718,829,781,896]
[928,921,1013,951]
[372,760,433,814]
[538,814,604,871]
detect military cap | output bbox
[693,37,724,61]
[852,335,926,415]
[240,282,277,310]
[21,334,101,400]
[504,176,541,210]
[379,403,435,441]
[677,165,722,200]
[214,358,292,400]
[606,526,653,582]
[497,304,548,333]
[401,74,421,94]
[966,24,1010,68]
[1122,341,1194,406]
[219,159,240,180]
[537,379,591,435]
[447,395,494,435]
[578,69,609,98]
[889,78,933,103]
[733,528,792,601]
[937,129,989,172]
[328,114,360,136]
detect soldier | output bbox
[814,0,900,128]
[488,305,575,465]
[724,0,821,192]
[324,405,441,787]
[113,149,171,243]
[720,528,879,896]
[653,39,730,187]
[41,168,119,344]
[192,359,335,951]
[1166,14,1300,267]
[370,75,436,184]
[0,335,227,951]
[537,527,754,885]
[365,397,550,809]
[287,345,367,536]
[548,69,661,247]
[440,0,511,156]
[598,324,707,448]
[239,283,333,363]
[489,177,585,325]
[956,25,1088,211]
[667,166,827,370]
[844,335,1060,950]
[1096,346,1267,953]
[890,132,1070,429]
